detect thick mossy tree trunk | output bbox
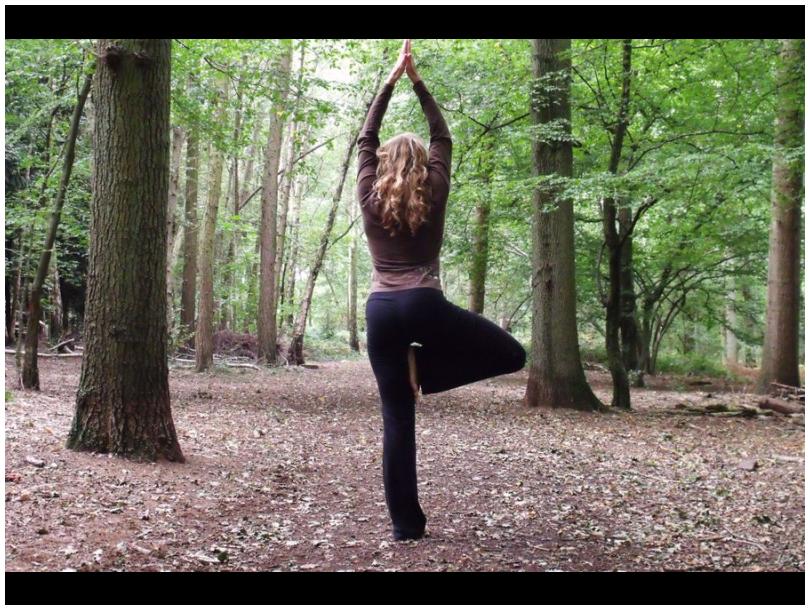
[67,40,183,462]
[196,75,230,372]
[180,123,200,342]
[524,39,602,411]
[757,38,804,393]
[258,41,293,364]
[22,73,92,390]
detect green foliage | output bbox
[655,351,733,379]
[5,38,802,376]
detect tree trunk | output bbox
[618,205,642,379]
[284,178,304,330]
[235,113,263,335]
[275,45,308,321]
[166,125,186,335]
[347,184,359,351]
[757,38,804,393]
[738,284,758,367]
[222,71,245,332]
[22,73,92,390]
[195,75,230,372]
[15,283,29,373]
[49,248,64,341]
[258,41,293,364]
[468,137,495,314]
[724,277,739,367]
[180,123,200,342]
[601,40,633,409]
[13,230,32,372]
[287,122,361,365]
[244,229,262,335]
[640,301,655,374]
[6,266,13,343]
[523,39,602,411]
[66,39,183,462]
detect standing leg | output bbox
[365,295,427,539]
[411,294,527,395]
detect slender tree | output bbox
[600,39,634,409]
[67,39,183,461]
[180,122,200,341]
[284,177,305,330]
[347,179,360,351]
[469,136,496,314]
[22,72,92,390]
[724,276,739,367]
[166,125,186,333]
[524,39,602,411]
[222,62,246,331]
[257,41,293,364]
[195,74,230,372]
[48,249,64,340]
[618,202,642,377]
[757,38,804,392]
[275,43,308,317]
[287,129,359,365]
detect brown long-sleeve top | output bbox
[356,79,452,293]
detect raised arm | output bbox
[356,82,394,206]
[412,80,452,181]
[357,41,409,207]
[405,44,452,183]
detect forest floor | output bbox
[4,356,805,572]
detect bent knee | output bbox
[508,342,527,373]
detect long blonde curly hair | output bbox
[372,132,432,237]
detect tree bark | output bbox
[222,68,245,331]
[523,39,602,411]
[618,204,642,380]
[287,130,359,365]
[258,41,293,364]
[275,44,308,321]
[22,72,92,390]
[166,125,186,335]
[347,184,359,351]
[757,39,804,392]
[13,230,32,372]
[601,40,633,409]
[49,248,64,341]
[195,75,230,372]
[180,123,200,342]
[15,282,29,373]
[66,39,183,462]
[284,178,304,330]
[469,136,496,314]
[724,277,739,367]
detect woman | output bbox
[358,40,527,541]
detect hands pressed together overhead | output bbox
[386,39,422,86]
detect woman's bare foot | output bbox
[407,345,419,401]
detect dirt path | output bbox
[4,358,805,571]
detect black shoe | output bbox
[393,527,425,541]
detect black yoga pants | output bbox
[365,287,527,538]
